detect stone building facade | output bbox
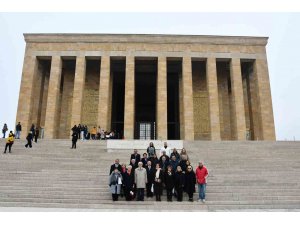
[16,33,276,140]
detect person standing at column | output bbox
[147,142,156,161]
[196,161,209,203]
[2,123,8,138]
[30,124,35,141]
[34,127,39,143]
[25,131,33,148]
[4,131,14,154]
[15,122,22,139]
[134,162,147,201]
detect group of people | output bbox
[109,142,209,203]
[2,122,41,153]
[70,124,117,149]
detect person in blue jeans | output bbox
[195,161,209,203]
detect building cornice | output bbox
[23,33,268,46]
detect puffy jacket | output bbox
[195,166,208,184]
[6,135,14,144]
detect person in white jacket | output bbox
[160,142,171,157]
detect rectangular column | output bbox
[15,54,38,138]
[230,58,247,140]
[71,56,86,127]
[254,58,276,140]
[206,58,221,140]
[44,56,62,139]
[97,56,111,131]
[182,56,194,140]
[123,56,135,139]
[156,56,168,140]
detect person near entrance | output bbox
[147,142,156,159]
[134,162,147,201]
[25,131,33,148]
[196,161,209,203]
[160,142,171,157]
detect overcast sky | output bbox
[0,13,299,140]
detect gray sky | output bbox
[0,13,299,140]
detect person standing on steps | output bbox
[109,159,122,175]
[134,162,147,201]
[34,127,39,143]
[164,165,175,202]
[185,165,196,202]
[71,130,78,149]
[15,122,22,139]
[30,124,35,141]
[4,131,14,154]
[25,131,33,148]
[174,166,185,202]
[109,168,123,201]
[154,163,164,201]
[2,123,8,138]
[145,160,155,198]
[195,161,209,203]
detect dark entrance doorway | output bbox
[167,60,181,140]
[134,58,157,139]
[111,58,125,139]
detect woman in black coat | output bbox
[185,166,196,202]
[154,163,164,201]
[174,166,185,202]
[164,165,175,202]
[122,165,135,201]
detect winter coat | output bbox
[175,171,185,190]
[109,164,122,175]
[6,134,14,144]
[145,166,155,184]
[154,169,164,195]
[147,146,156,158]
[141,158,148,167]
[123,171,135,190]
[72,132,78,141]
[26,133,33,141]
[109,172,123,194]
[169,160,179,172]
[109,171,123,194]
[164,171,175,189]
[184,170,196,194]
[134,167,147,188]
[130,153,141,166]
[170,152,180,161]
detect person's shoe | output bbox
[202,199,206,203]
[3,152,6,154]
[198,199,202,202]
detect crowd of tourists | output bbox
[70,124,118,149]
[109,142,209,203]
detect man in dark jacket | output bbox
[15,122,22,139]
[130,149,141,167]
[145,161,155,198]
[175,166,185,202]
[109,159,122,175]
[185,166,196,202]
[71,131,78,149]
[25,131,33,148]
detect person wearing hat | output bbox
[25,131,33,148]
[4,131,14,154]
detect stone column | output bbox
[123,56,135,139]
[156,56,168,140]
[71,56,86,127]
[182,56,194,140]
[254,57,276,140]
[206,57,221,140]
[230,58,247,140]
[97,56,111,132]
[44,56,62,139]
[15,53,38,138]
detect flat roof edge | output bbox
[23,33,268,46]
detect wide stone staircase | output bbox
[0,139,299,211]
